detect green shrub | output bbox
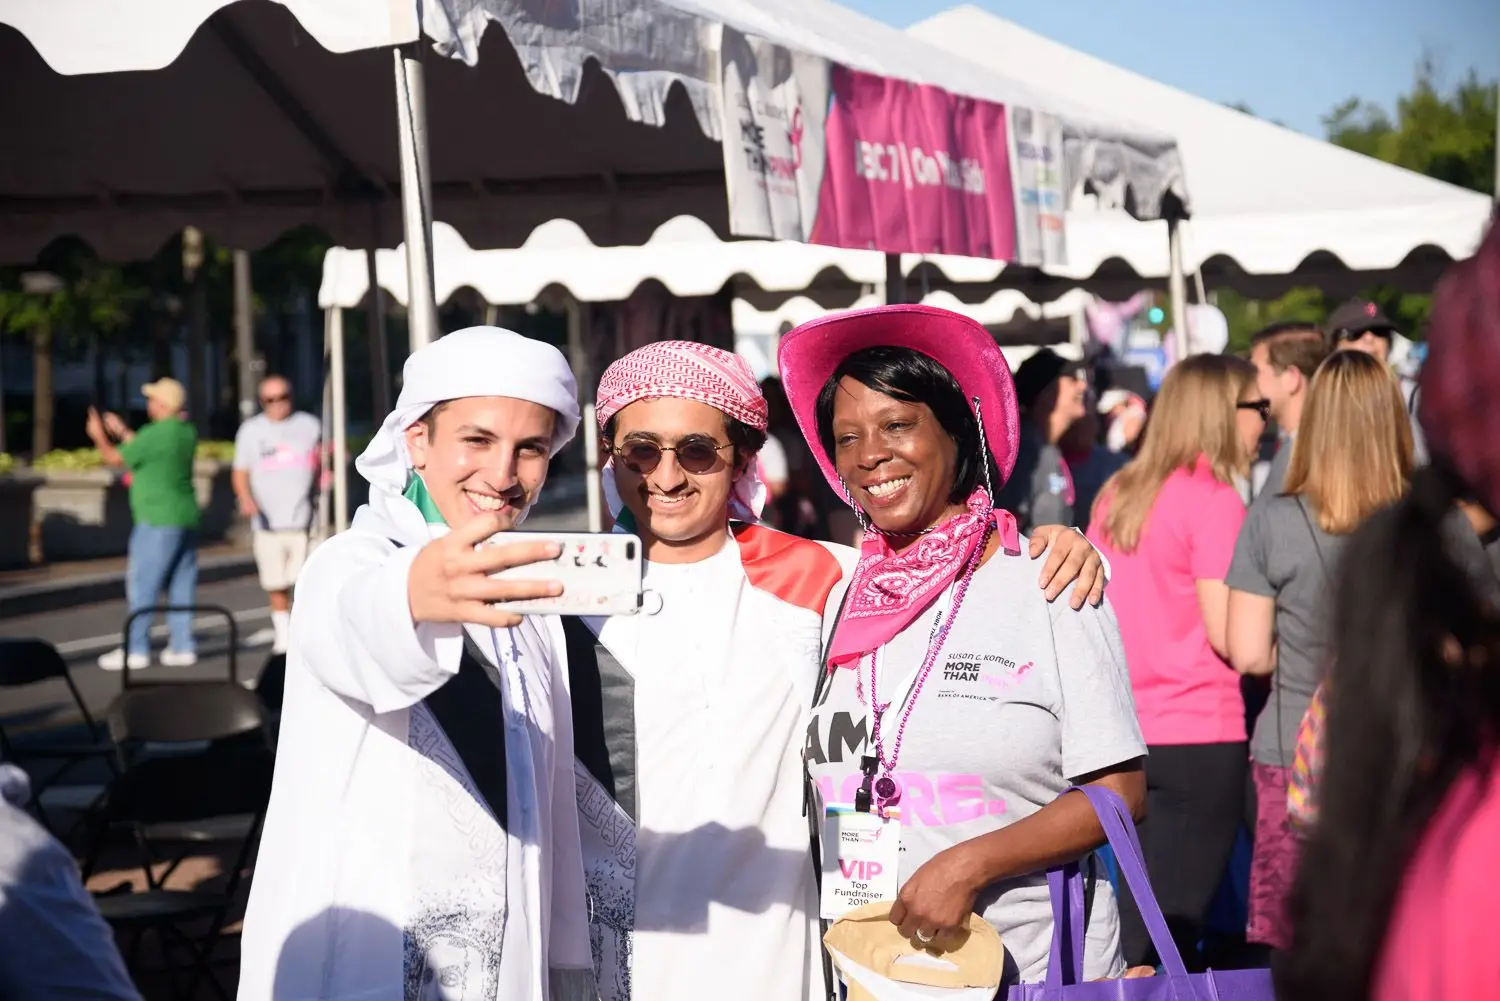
[33,448,104,471]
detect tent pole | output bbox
[331,306,350,534]
[365,248,391,416]
[565,296,606,533]
[1167,218,1190,362]
[883,254,905,305]
[318,310,333,543]
[394,46,438,350]
[234,250,257,420]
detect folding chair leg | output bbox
[183,907,232,1001]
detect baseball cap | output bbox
[1325,298,1398,343]
[1012,348,1088,411]
[141,378,186,412]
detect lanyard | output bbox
[855,583,961,815]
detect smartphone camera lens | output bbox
[625,541,636,560]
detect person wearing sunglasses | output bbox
[1245,322,1328,509]
[567,340,1108,1001]
[232,374,322,653]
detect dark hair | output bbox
[813,346,997,503]
[1277,462,1500,1001]
[419,400,451,434]
[1250,321,1327,382]
[601,410,767,469]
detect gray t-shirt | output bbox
[997,423,1073,532]
[806,551,1145,986]
[233,411,321,531]
[1249,433,1293,512]
[1226,495,1345,768]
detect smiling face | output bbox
[609,397,748,564]
[402,395,556,531]
[828,377,961,536]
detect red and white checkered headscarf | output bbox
[596,341,768,432]
[595,341,769,523]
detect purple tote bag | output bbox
[1006,785,1273,1001]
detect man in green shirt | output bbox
[85,378,200,672]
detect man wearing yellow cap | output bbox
[84,378,200,671]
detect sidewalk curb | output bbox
[0,554,257,621]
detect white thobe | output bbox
[237,498,593,1001]
[582,531,857,1001]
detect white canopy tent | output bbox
[904,5,1494,298]
[1,0,1186,266]
[4,0,1189,530]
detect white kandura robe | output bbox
[237,492,593,1001]
[578,530,857,1001]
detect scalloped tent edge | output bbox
[0,0,1189,265]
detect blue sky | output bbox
[847,0,1500,137]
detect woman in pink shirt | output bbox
[1277,219,1500,1001]
[1087,353,1262,971]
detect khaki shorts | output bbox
[253,529,310,592]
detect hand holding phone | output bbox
[407,513,564,630]
[485,531,644,617]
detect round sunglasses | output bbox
[610,436,733,475]
[1237,398,1272,421]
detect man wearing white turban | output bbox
[238,328,596,1001]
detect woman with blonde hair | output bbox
[1226,348,1414,955]
[1086,353,1262,970]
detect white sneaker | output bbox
[98,648,150,672]
[159,649,199,668]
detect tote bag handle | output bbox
[1042,786,1199,997]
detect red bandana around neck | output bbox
[828,488,1020,669]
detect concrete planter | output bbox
[31,461,241,560]
[0,474,41,568]
[193,459,238,542]
[33,468,131,560]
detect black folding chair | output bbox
[89,682,274,1001]
[119,604,240,688]
[0,637,118,834]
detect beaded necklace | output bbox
[860,521,992,814]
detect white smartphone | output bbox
[484,532,644,617]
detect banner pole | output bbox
[883,254,905,305]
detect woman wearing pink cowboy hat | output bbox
[781,304,1147,987]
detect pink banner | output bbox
[810,66,1017,260]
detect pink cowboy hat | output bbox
[777,304,1021,498]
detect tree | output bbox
[1325,56,1497,196]
[0,272,71,457]
[1218,57,1500,349]
[0,248,148,458]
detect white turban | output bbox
[355,326,581,501]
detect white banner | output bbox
[719,28,829,241]
[1008,106,1068,268]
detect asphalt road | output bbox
[0,504,588,740]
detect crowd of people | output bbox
[8,217,1500,1001]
